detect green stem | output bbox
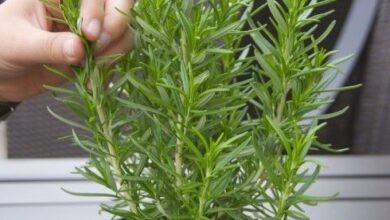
[175,109,190,187]
[93,74,138,215]
[175,30,191,187]
[175,114,184,187]
[250,165,265,188]
[81,40,139,214]
[198,166,211,219]
[275,173,293,220]
[276,88,287,124]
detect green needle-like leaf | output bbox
[46,0,352,219]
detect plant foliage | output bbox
[46,0,350,219]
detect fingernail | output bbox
[97,32,111,50]
[63,38,75,58]
[86,19,101,39]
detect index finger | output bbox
[43,0,61,16]
[97,0,133,50]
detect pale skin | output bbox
[0,0,133,102]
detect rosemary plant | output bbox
[46,0,351,219]
[248,0,353,219]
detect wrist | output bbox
[0,80,25,102]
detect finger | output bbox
[80,0,105,41]
[97,0,133,51]
[97,30,134,59]
[20,29,85,65]
[53,23,70,32]
[44,0,63,21]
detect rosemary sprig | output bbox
[46,0,350,219]
[250,0,348,219]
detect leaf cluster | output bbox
[45,0,352,220]
[249,0,350,219]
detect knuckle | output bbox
[105,16,129,38]
[81,0,105,18]
[42,35,61,63]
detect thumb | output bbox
[25,30,85,65]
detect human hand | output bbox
[0,0,133,102]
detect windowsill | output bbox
[1,156,390,220]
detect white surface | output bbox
[1,156,390,220]
[0,181,108,205]
[0,204,109,220]
[305,201,390,220]
[1,175,389,204]
[1,201,389,220]
[311,155,390,176]
[0,158,86,180]
[309,178,390,199]
[3,156,390,180]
